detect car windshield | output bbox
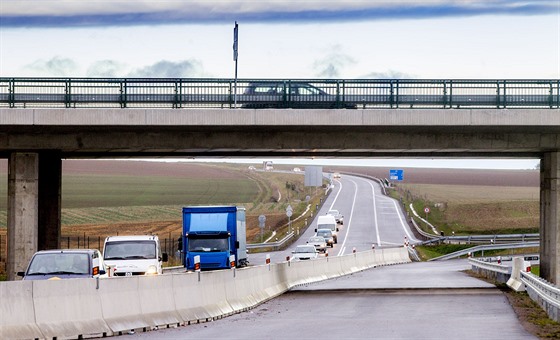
[295,246,315,253]
[309,237,324,243]
[27,252,90,275]
[104,241,156,260]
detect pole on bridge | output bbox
[233,21,239,108]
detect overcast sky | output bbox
[1,0,555,169]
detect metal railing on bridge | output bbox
[1,78,559,109]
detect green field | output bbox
[62,175,257,208]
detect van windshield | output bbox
[318,223,336,231]
[104,241,156,260]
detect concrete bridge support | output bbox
[541,152,560,284]
[6,152,61,280]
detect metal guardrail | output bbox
[247,232,295,251]
[521,271,560,322]
[0,78,559,109]
[420,233,540,246]
[470,255,560,322]
[429,241,540,261]
[468,257,512,275]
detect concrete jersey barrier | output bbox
[1,247,410,339]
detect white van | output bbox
[103,235,168,276]
[316,215,339,244]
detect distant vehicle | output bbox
[333,172,341,179]
[293,167,302,172]
[248,165,256,171]
[263,161,274,171]
[103,235,168,276]
[307,236,327,253]
[291,244,319,261]
[316,229,335,247]
[17,249,107,280]
[327,209,344,225]
[316,215,339,243]
[242,82,357,109]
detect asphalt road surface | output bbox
[132,260,535,339]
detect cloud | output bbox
[313,49,356,78]
[126,60,206,78]
[1,1,555,28]
[20,57,207,78]
[86,60,127,77]
[359,70,416,79]
[24,56,79,76]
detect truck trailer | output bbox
[181,205,248,270]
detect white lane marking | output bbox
[367,179,382,247]
[336,179,359,256]
[392,200,419,242]
[328,179,342,211]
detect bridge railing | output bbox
[0,78,558,109]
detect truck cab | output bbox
[182,206,248,271]
[103,235,168,276]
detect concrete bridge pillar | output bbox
[6,151,61,280]
[541,152,560,284]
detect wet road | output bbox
[133,260,535,339]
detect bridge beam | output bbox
[7,151,61,280]
[541,152,560,284]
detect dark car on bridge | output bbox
[241,82,357,109]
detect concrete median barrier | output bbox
[172,272,210,323]
[3,247,413,337]
[98,276,149,334]
[137,274,181,328]
[33,278,110,339]
[199,270,234,318]
[0,281,43,340]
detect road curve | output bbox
[249,173,419,265]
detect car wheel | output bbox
[331,244,334,248]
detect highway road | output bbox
[249,173,420,265]
[124,174,535,339]
[132,260,535,339]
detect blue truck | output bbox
[181,205,248,270]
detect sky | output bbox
[1,0,557,169]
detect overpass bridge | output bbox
[0,77,559,285]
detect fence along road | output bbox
[1,78,559,109]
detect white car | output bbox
[307,236,327,253]
[291,245,319,261]
[327,209,344,225]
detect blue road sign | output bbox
[389,169,404,181]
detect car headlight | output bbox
[146,265,158,275]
